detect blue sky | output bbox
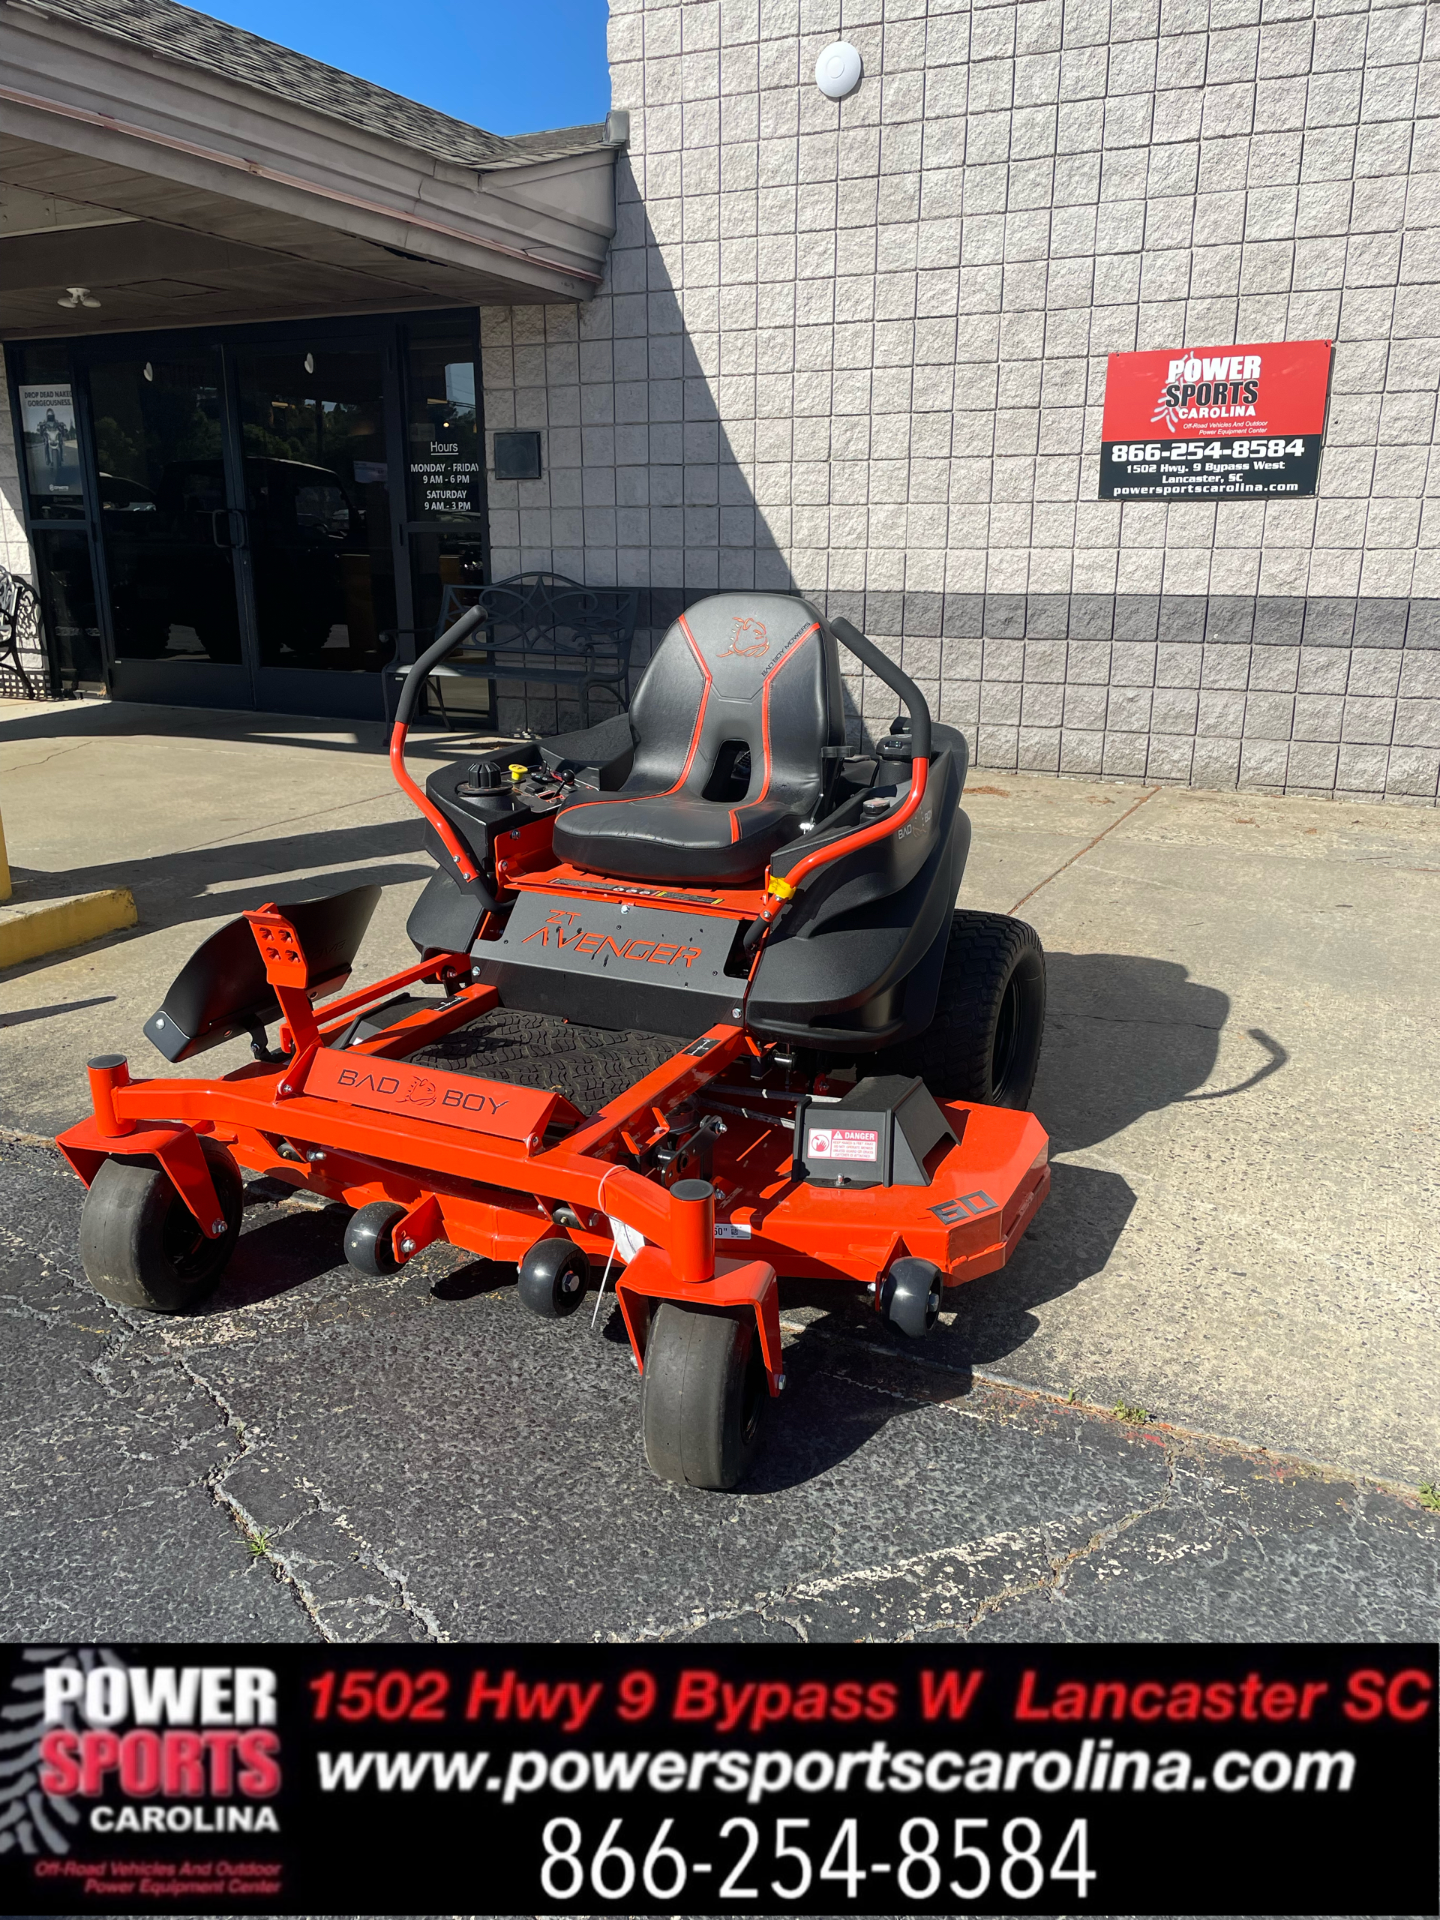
[197,0,611,135]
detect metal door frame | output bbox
[5,309,484,720]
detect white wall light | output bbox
[815,41,863,100]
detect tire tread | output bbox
[876,908,1045,1106]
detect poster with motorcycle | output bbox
[19,384,82,501]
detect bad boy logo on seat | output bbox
[718,615,769,660]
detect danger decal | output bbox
[807,1126,880,1163]
[1099,338,1332,500]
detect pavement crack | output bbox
[1007,784,1159,914]
[174,788,409,859]
[951,1443,1181,1635]
[1052,1010,1225,1031]
[163,1347,328,1636]
[289,1477,449,1644]
[0,739,96,777]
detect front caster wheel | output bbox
[79,1140,243,1313]
[344,1201,407,1276]
[518,1238,590,1318]
[642,1304,767,1491]
[879,1257,943,1337]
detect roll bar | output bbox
[830,616,931,762]
[388,604,489,886]
[742,616,936,959]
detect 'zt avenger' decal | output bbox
[523,909,702,969]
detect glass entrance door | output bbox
[88,348,251,706]
[234,345,398,711]
[37,314,480,719]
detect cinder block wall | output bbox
[482,0,1440,801]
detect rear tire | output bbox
[642,1304,766,1491]
[79,1140,242,1313]
[876,908,1045,1107]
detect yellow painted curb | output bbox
[0,888,137,968]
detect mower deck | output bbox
[58,947,1048,1385]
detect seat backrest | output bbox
[627,593,845,809]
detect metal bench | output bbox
[0,566,40,699]
[384,572,638,732]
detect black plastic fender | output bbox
[747,803,970,1048]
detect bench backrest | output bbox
[440,572,637,669]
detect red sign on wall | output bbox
[1099,339,1333,499]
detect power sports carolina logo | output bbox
[32,1659,281,1838]
[1151,350,1262,432]
[0,1647,107,1856]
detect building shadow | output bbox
[6,816,427,927]
[0,693,505,757]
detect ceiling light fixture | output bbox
[57,285,102,309]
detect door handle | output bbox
[209,508,247,550]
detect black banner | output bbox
[2,1644,1435,1915]
[1099,434,1324,499]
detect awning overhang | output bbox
[0,0,618,337]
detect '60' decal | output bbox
[930,1189,996,1225]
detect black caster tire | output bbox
[642,1303,766,1491]
[880,1257,943,1338]
[876,909,1046,1108]
[79,1140,243,1314]
[518,1239,590,1318]
[344,1201,408,1276]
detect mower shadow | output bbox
[931,948,1288,1374]
[206,1197,354,1311]
[721,948,1284,1485]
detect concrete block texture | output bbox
[470,0,1440,802]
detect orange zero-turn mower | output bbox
[57,594,1050,1490]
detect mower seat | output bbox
[553,593,846,886]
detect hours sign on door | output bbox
[1099,339,1333,499]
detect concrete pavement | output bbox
[1,695,1438,1647]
